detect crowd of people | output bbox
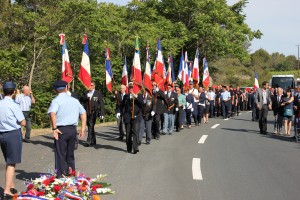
[1,79,300,199]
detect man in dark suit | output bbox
[152,82,166,140]
[271,87,284,134]
[120,83,143,154]
[81,81,105,147]
[255,81,272,134]
[114,85,127,140]
[162,84,177,135]
[139,89,155,145]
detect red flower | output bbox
[53,185,62,192]
[94,184,103,188]
[71,170,76,176]
[54,198,60,200]
[27,184,34,190]
[92,186,97,191]
[37,191,45,196]
[43,179,50,186]
[49,176,55,182]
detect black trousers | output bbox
[87,111,97,145]
[258,104,269,134]
[153,113,162,139]
[197,105,205,124]
[55,126,76,177]
[125,119,140,152]
[175,108,183,131]
[22,111,31,139]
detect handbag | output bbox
[284,108,293,117]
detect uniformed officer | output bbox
[221,85,231,119]
[120,82,143,154]
[81,81,104,147]
[115,84,127,140]
[48,80,86,177]
[0,81,25,199]
[152,82,166,139]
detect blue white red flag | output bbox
[184,51,189,88]
[177,51,185,82]
[78,33,91,89]
[131,37,142,95]
[254,72,259,89]
[166,52,175,86]
[153,38,165,91]
[105,48,113,93]
[143,44,152,95]
[59,34,73,83]
[121,56,128,93]
[202,57,210,88]
[192,49,200,84]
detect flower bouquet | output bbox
[17,170,114,200]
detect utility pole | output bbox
[297,44,300,77]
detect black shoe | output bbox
[23,138,31,143]
[10,188,18,194]
[133,149,139,154]
[3,193,14,200]
[162,132,167,135]
[176,129,180,132]
[146,142,150,145]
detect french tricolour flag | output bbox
[131,37,142,95]
[202,57,210,88]
[154,38,165,91]
[78,34,91,89]
[166,52,175,86]
[121,56,128,93]
[60,34,73,83]
[143,45,152,95]
[184,51,189,88]
[192,49,199,84]
[105,48,113,93]
[178,51,185,84]
[254,72,259,89]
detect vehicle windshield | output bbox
[271,77,294,89]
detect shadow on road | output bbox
[15,169,51,182]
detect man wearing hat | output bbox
[81,81,105,147]
[188,81,199,126]
[0,81,25,199]
[48,80,86,177]
[120,82,143,154]
[162,84,177,135]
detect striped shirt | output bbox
[15,94,33,111]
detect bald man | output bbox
[15,86,36,143]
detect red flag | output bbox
[78,33,91,89]
[131,37,142,95]
[192,49,200,84]
[59,34,73,83]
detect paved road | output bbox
[1,111,300,200]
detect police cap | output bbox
[3,81,16,89]
[53,80,68,90]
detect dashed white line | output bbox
[192,158,203,180]
[211,124,220,129]
[198,135,208,144]
[224,118,229,120]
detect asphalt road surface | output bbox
[1,111,300,200]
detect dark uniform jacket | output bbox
[271,94,284,116]
[142,94,156,121]
[164,91,177,114]
[152,89,167,114]
[113,92,126,114]
[81,90,105,116]
[121,93,144,123]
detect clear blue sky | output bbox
[100,0,300,57]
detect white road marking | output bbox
[238,113,242,115]
[198,135,208,144]
[224,118,229,120]
[192,158,203,180]
[248,111,252,113]
[211,124,220,129]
